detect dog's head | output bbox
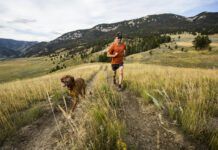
[60,75,75,90]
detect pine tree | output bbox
[192,35,211,50]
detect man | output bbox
[107,32,126,90]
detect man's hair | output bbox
[116,32,122,39]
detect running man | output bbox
[107,32,126,90]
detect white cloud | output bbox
[0,0,217,41]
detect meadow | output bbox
[0,54,85,83]
[126,33,218,69]
[0,63,101,144]
[124,63,218,149]
[0,57,53,83]
[0,62,217,149]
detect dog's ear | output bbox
[69,76,75,86]
[60,76,66,82]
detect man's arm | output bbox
[107,52,118,57]
[107,43,118,57]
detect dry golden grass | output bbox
[0,63,101,142]
[176,42,193,47]
[0,57,53,83]
[170,33,218,48]
[1,62,217,149]
[57,65,125,149]
[211,43,218,47]
[177,42,218,47]
[124,63,218,148]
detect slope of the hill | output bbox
[0,46,20,58]
[0,38,37,57]
[126,33,218,69]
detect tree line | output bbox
[98,35,171,62]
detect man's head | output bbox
[117,32,122,39]
[116,32,122,43]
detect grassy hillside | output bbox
[0,57,53,83]
[126,33,218,69]
[0,55,87,83]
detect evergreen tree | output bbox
[192,35,211,50]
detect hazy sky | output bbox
[0,0,217,41]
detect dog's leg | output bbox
[79,90,84,99]
[71,98,75,111]
[72,96,79,112]
[83,86,86,96]
[82,87,86,98]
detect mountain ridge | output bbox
[23,11,218,57]
[1,11,218,57]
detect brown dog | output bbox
[61,75,86,111]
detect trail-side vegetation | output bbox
[124,64,218,149]
[0,64,101,144]
[56,66,126,149]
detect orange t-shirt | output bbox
[108,42,126,64]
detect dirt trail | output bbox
[104,67,207,150]
[1,66,103,150]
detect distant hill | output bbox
[9,12,218,57]
[21,42,48,57]
[0,38,38,57]
[0,46,20,58]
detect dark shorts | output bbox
[111,63,124,71]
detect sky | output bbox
[0,0,217,42]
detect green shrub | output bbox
[192,35,211,50]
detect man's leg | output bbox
[113,70,117,84]
[118,66,123,88]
